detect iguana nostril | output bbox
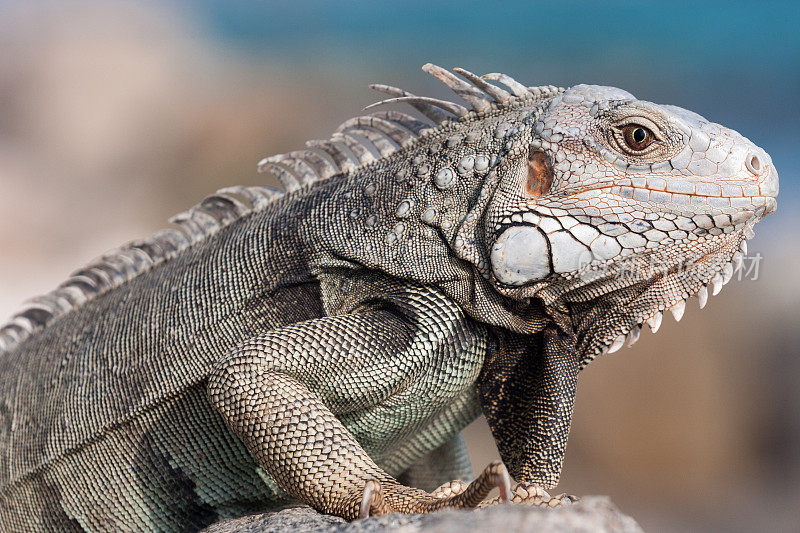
[746,153,762,175]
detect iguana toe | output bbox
[431,479,469,499]
[359,479,390,519]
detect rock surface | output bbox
[202,497,643,533]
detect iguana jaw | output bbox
[488,181,773,364]
[551,167,774,364]
[572,224,753,365]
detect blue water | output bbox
[178,0,799,202]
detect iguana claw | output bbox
[359,480,384,519]
[546,493,578,507]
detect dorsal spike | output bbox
[122,239,160,261]
[452,67,512,104]
[481,72,531,98]
[263,154,318,185]
[88,262,126,287]
[272,150,336,181]
[249,185,283,201]
[306,139,359,173]
[342,128,397,157]
[169,212,210,243]
[257,161,303,191]
[7,316,35,335]
[216,186,260,210]
[150,229,190,256]
[19,307,53,329]
[217,185,277,210]
[20,292,69,321]
[115,247,154,274]
[206,193,252,220]
[18,305,56,327]
[0,324,23,344]
[69,266,114,292]
[1,323,24,342]
[364,96,469,119]
[370,111,434,137]
[369,84,450,123]
[330,132,377,166]
[300,149,339,179]
[97,253,137,281]
[422,63,493,112]
[336,116,416,148]
[54,285,89,307]
[187,209,222,234]
[197,196,247,225]
[60,274,100,296]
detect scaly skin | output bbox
[0,65,778,529]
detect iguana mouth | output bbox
[556,184,777,217]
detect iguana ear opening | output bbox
[525,150,553,198]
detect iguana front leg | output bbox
[477,322,581,508]
[207,285,508,519]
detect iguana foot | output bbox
[478,483,578,508]
[359,461,511,518]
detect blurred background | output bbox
[0,1,797,530]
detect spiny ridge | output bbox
[258,64,563,205]
[0,186,283,353]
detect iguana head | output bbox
[481,83,778,362]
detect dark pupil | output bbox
[632,128,646,144]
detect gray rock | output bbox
[202,497,643,533]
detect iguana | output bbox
[0,64,778,531]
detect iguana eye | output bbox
[621,124,655,151]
